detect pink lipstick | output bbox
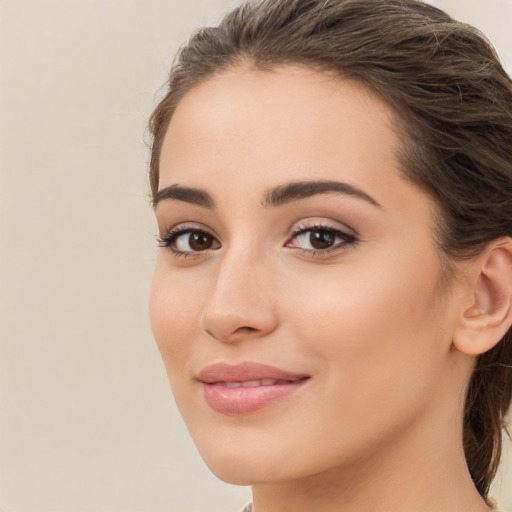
[198,362,309,415]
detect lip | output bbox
[198,362,310,415]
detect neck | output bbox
[251,404,491,512]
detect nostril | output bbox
[200,299,279,342]
[233,326,257,334]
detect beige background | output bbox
[0,1,510,511]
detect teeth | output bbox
[242,380,262,387]
[212,379,285,387]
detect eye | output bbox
[287,225,357,253]
[158,227,221,256]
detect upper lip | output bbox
[197,362,310,384]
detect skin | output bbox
[150,66,492,512]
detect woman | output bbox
[148,1,512,511]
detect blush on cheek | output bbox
[150,278,190,353]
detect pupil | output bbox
[310,230,334,249]
[189,232,212,251]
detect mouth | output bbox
[197,362,310,415]
[210,378,302,388]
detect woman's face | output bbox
[150,66,465,484]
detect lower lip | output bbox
[202,380,307,415]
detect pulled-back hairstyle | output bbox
[148,0,512,498]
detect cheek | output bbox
[149,262,202,374]
[284,251,449,413]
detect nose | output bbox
[200,250,279,343]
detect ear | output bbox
[452,238,512,356]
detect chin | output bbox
[207,459,306,487]
[209,466,260,486]
[199,448,272,485]
[190,429,299,486]
[191,428,341,487]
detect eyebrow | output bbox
[153,184,215,209]
[262,180,381,208]
[153,180,381,210]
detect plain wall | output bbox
[0,1,510,511]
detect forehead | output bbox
[159,65,407,208]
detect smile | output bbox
[212,379,299,388]
[198,362,310,415]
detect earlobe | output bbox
[453,238,512,356]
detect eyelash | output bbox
[287,223,358,255]
[157,223,358,258]
[157,225,217,258]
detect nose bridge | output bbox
[200,241,278,342]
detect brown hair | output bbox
[148,0,512,498]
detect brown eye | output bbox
[287,225,357,254]
[309,230,335,249]
[188,231,215,251]
[159,228,221,255]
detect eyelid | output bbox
[289,217,358,238]
[158,221,209,237]
[285,219,359,255]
